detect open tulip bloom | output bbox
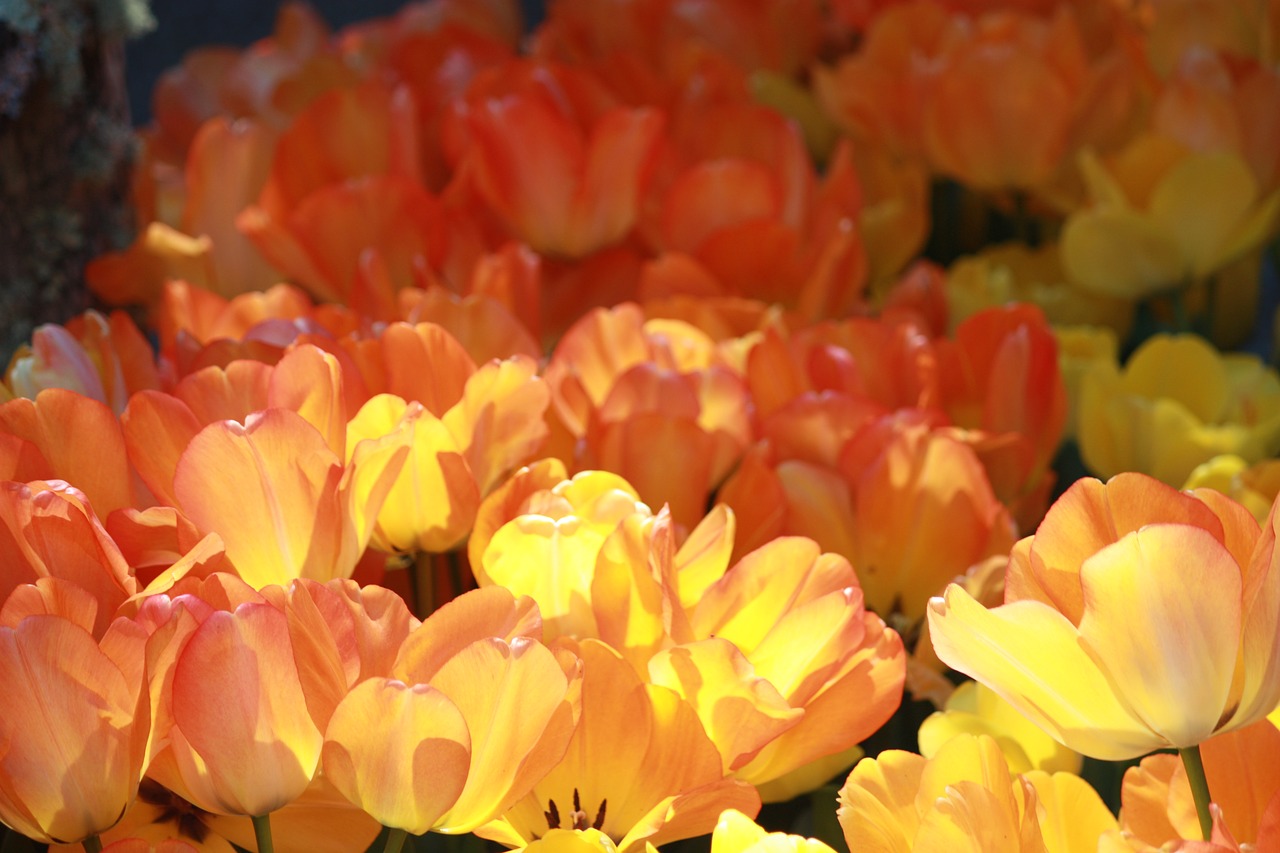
[928,472,1280,837]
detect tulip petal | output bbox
[429,637,577,832]
[1077,525,1242,747]
[322,678,470,834]
[170,604,322,816]
[928,586,1154,759]
[837,750,926,853]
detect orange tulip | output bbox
[452,61,665,257]
[0,389,137,516]
[0,480,136,638]
[170,407,407,588]
[1105,718,1280,850]
[929,473,1280,759]
[0,612,149,845]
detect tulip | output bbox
[0,613,149,846]
[711,809,837,853]
[837,733,1117,852]
[1077,334,1280,486]
[917,681,1081,776]
[929,473,1280,761]
[475,640,760,853]
[1103,718,1280,851]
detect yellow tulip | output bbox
[929,473,1280,760]
[837,734,1116,853]
[1078,334,1280,486]
[1183,454,1280,524]
[946,243,1133,340]
[711,809,837,853]
[918,681,1081,776]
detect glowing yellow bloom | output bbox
[838,734,1116,853]
[1184,455,1280,524]
[945,243,1132,340]
[929,473,1280,760]
[918,681,1081,776]
[711,809,837,853]
[1078,334,1280,486]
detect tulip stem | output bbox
[383,827,410,853]
[1179,745,1214,841]
[82,838,103,853]
[252,813,276,853]
[412,551,435,618]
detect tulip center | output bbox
[545,788,608,832]
[139,780,213,842]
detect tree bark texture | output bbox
[0,0,152,362]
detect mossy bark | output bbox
[0,0,152,361]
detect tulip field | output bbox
[3,1,1280,851]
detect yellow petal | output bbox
[837,751,926,853]
[927,586,1154,759]
[1077,525,1242,747]
[1148,152,1257,280]
[1023,771,1118,853]
[321,677,470,834]
[648,639,803,773]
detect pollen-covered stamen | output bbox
[570,787,588,831]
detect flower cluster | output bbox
[3,0,1280,851]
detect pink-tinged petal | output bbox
[1077,525,1242,748]
[284,578,417,731]
[429,637,579,832]
[173,409,346,588]
[322,677,470,834]
[170,603,322,816]
[648,639,802,773]
[928,585,1154,760]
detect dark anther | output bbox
[545,798,561,829]
[592,799,608,831]
[570,787,589,831]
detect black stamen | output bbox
[545,798,561,829]
[592,800,608,831]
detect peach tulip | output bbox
[929,473,1280,760]
[0,612,149,845]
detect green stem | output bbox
[252,813,276,853]
[83,837,104,853]
[1179,745,1214,841]
[383,827,410,853]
